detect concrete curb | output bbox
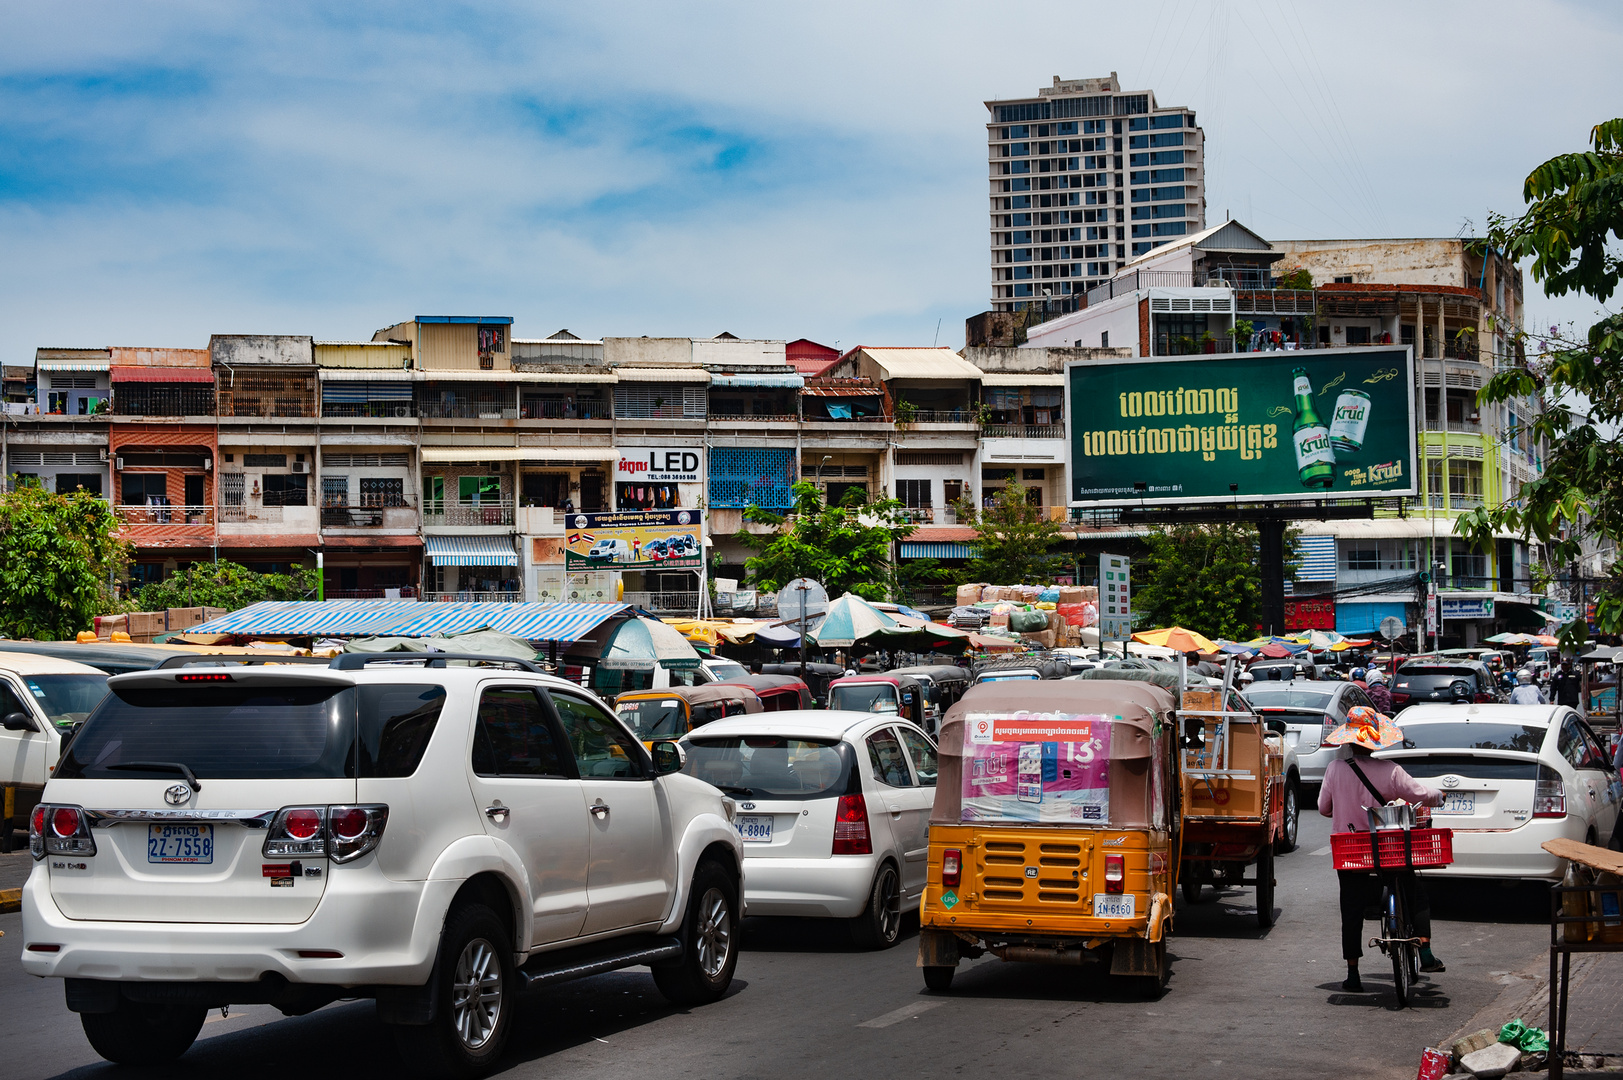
[0,887,19,914]
[1442,950,1580,1052]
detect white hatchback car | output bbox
[1375,703,1623,880]
[680,710,937,949]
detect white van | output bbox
[588,537,632,563]
[0,653,112,851]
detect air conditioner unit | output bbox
[203,456,213,472]
[114,456,124,471]
[292,460,310,474]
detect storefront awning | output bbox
[38,361,111,372]
[801,383,884,397]
[710,372,805,389]
[979,372,1064,386]
[419,447,616,463]
[615,368,711,383]
[191,599,628,643]
[318,369,416,381]
[900,541,977,559]
[111,367,215,383]
[425,535,519,567]
[321,381,412,402]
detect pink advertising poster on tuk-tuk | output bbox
[961,712,1112,824]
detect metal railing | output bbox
[900,408,974,424]
[321,497,413,527]
[981,423,1065,439]
[519,400,611,420]
[219,504,283,523]
[419,402,518,420]
[621,591,702,613]
[321,402,417,419]
[423,590,524,604]
[422,501,515,527]
[217,392,316,418]
[116,504,214,526]
[325,587,418,599]
[900,506,961,525]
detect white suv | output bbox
[21,654,743,1077]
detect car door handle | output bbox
[888,804,902,815]
[484,804,509,822]
[589,801,610,819]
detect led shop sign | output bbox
[616,448,701,483]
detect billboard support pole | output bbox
[1259,519,1286,637]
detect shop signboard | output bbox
[1067,347,1416,506]
[1284,597,1336,631]
[962,712,1112,824]
[1099,553,1131,640]
[1440,596,1494,620]
[565,509,703,570]
[535,568,616,604]
[615,447,702,483]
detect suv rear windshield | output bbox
[1243,689,1332,711]
[1398,666,1478,679]
[1394,722,1547,753]
[57,682,447,780]
[683,736,853,800]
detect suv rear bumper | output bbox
[19,869,458,986]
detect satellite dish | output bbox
[781,578,828,628]
[1379,616,1404,641]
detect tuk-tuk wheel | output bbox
[922,966,954,992]
[1181,881,1208,904]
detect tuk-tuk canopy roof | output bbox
[713,673,810,695]
[615,684,762,709]
[829,673,923,691]
[931,679,1174,828]
[888,664,972,686]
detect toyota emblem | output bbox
[1441,775,1460,789]
[164,783,192,806]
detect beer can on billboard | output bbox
[1329,390,1372,455]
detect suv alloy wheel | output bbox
[652,860,739,1006]
[392,903,516,1078]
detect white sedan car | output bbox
[1375,704,1623,880]
[680,710,937,949]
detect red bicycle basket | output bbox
[1330,828,1453,871]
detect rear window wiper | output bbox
[106,760,202,791]
[710,783,754,798]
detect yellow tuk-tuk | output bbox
[917,678,1180,996]
[613,684,762,747]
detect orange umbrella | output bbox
[1536,634,1560,646]
[1132,626,1220,654]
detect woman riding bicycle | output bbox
[1317,706,1445,992]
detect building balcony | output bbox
[423,590,524,604]
[422,501,515,527]
[621,591,701,614]
[320,499,419,529]
[326,587,419,599]
[981,423,1065,439]
[117,504,213,528]
[899,506,963,525]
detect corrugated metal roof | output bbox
[419,447,616,463]
[979,372,1064,386]
[613,368,711,383]
[860,348,985,381]
[111,367,215,383]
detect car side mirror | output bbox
[650,740,686,776]
[2,710,37,732]
[1181,716,1206,750]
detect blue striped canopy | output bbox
[899,542,976,559]
[1293,535,1336,582]
[425,536,519,567]
[192,600,629,643]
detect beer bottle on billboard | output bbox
[1291,367,1336,488]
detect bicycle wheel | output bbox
[1384,882,1410,1007]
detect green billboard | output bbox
[1067,346,1416,505]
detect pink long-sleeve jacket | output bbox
[1317,754,1443,833]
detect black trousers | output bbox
[1338,870,1432,962]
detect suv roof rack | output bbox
[155,654,332,670]
[328,652,544,674]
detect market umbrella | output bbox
[1218,641,1258,655]
[809,593,969,654]
[968,632,1025,651]
[1256,642,1296,658]
[1486,632,1534,644]
[1132,626,1220,654]
[598,616,702,672]
[1536,634,1561,646]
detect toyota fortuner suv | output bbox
[20,654,743,1077]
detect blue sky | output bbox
[0,0,1618,359]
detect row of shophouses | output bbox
[7,225,1555,643]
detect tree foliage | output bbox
[0,484,129,640]
[133,560,320,613]
[962,481,1065,584]
[1135,523,1288,641]
[1459,118,1623,644]
[736,481,914,601]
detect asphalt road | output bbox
[0,813,1556,1080]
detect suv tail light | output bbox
[1535,766,1566,818]
[1104,853,1125,894]
[832,794,872,855]
[264,804,389,863]
[29,803,95,860]
[941,848,962,888]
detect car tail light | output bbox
[263,805,389,862]
[1105,853,1125,894]
[1535,766,1566,818]
[1391,692,1411,706]
[832,794,872,855]
[176,672,233,682]
[1322,714,1336,740]
[941,848,962,888]
[30,803,95,859]
[326,805,389,863]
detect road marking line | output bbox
[1309,845,1331,857]
[859,1000,945,1028]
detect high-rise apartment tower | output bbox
[986,73,1206,312]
